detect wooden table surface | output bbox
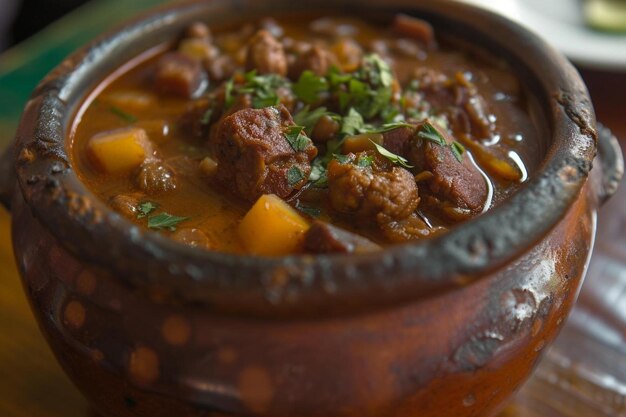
[1,3,626,416]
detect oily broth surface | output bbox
[72,16,537,253]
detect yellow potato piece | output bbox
[87,127,152,174]
[238,194,310,256]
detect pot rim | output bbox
[12,0,597,318]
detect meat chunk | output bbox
[245,30,287,76]
[288,45,336,79]
[154,52,207,98]
[327,151,419,223]
[311,115,340,143]
[392,14,436,49]
[109,193,144,219]
[380,213,445,242]
[171,228,212,249]
[411,121,487,212]
[303,221,381,254]
[211,106,317,201]
[135,161,177,195]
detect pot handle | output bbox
[597,123,624,206]
[0,144,14,211]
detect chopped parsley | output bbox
[200,108,213,126]
[340,108,365,136]
[333,154,352,164]
[309,159,328,187]
[287,166,305,187]
[293,70,329,104]
[136,201,157,219]
[241,71,286,109]
[417,121,447,146]
[110,106,137,123]
[357,154,374,167]
[370,140,413,169]
[224,78,235,108]
[147,212,188,231]
[417,121,465,162]
[284,125,311,152]
[293,106,331,134]
[450,141,466,162]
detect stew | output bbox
[72,14,536,256]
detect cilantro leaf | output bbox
[224,78,235,108]
[309,159,328,187]
[110,106,137,123]
[333,154,351,164]
[293,106,330,135]
[357,154,374,167]
[370,140,413,169]
[137,201,157,219]
[293,71,329,104]
[284,126,311,152]
[340,108,365,136]
[147,212,188,231]
[287,166,305,187]
[200,108,213,126]
[417,121,447,146]
[450,141,465,162]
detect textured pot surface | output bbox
[4,1,622,416]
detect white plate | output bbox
[457,0,626,71]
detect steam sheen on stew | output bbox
[72,15,535,256]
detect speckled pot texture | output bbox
[1,1,623,417]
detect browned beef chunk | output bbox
[411,122,487,212]
[211,106,317,201]
[245,30,288,76]
[171,228,212,249]
[109,193,144,219]
[205,55,236,82]
[382,126,415,157]
[154,53,207,99]
[410,69,496,139]
[380,213,445,242]
[392,14,436,49]
[327,151,419,224]
[303,221,381,254]
[135,160,177,195]
[288,45,336,79]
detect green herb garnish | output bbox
[308,160,328,187]
[333,154,352,164]
[137,201,157,219]
[293,70,329,104]
[287,166,306,187]
[450,141,466,162]
[147,212,188,231]
[417,121,447,146]
[284,125,311,152]
[357,154,374,167]
[293,106,331,135]
[200,108,213,126]
[370,140,413,169]
[340,108,365,136]
[241,71,286,109]
[110,106,137,123]
[224,78,235,108]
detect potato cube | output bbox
[238,194,310,256]
[87,127,152,174]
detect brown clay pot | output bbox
[0,1,623,416]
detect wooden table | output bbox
[1,3,626,416]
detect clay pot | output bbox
[0,1,623,416]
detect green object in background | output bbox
[0,0,168,148]
[584,0,626,32]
